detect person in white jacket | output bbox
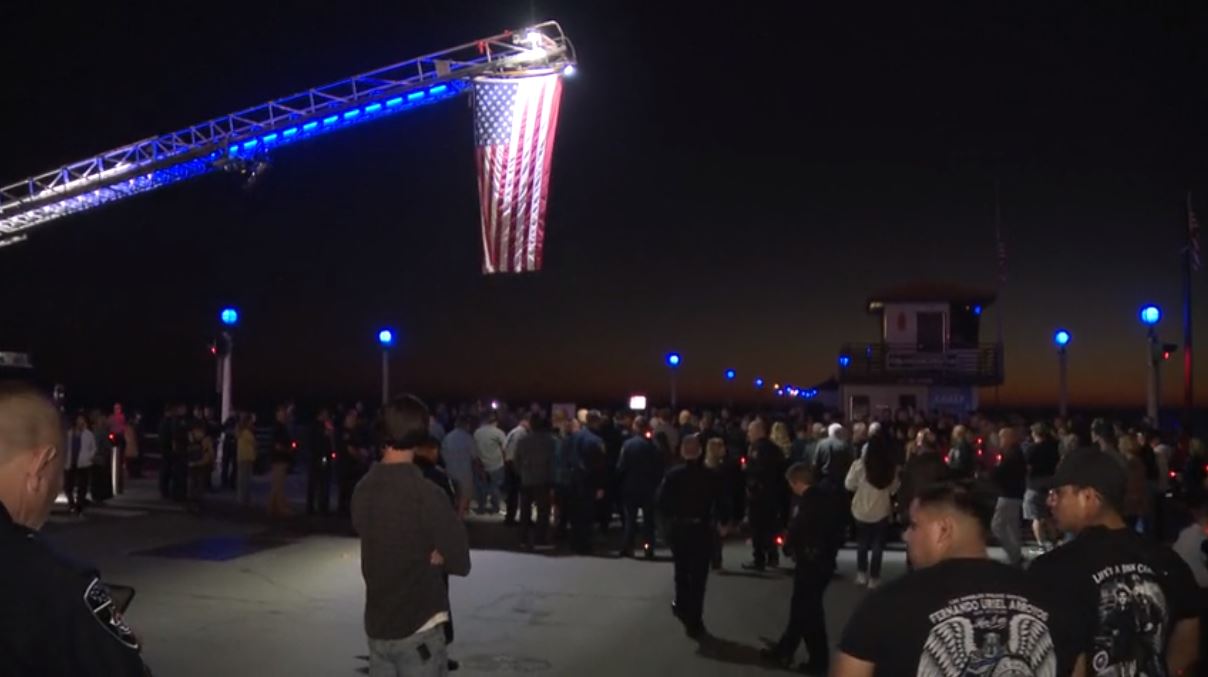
[63,413,97,514]
[844,423,899,588]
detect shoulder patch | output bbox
[83,578,140,651]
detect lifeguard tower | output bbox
[836,281,1003,421]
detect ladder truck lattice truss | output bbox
[0,22,576,248]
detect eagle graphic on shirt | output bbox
[917,594,1056,677]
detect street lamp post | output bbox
[666,352,681,411]
[1140,305,1161,424]
[218,307,238,425]
[378,329,395,406]
[1054,330,1071,418]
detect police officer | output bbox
[616,416,663,559]
[657,434,727,639]
[761,463,841,674]
[306,409,335,515]
[0,382,149,676]
[744,419,788,571]
[565,411,608,554]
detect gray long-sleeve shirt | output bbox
[352,462,470,640]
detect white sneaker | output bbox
[855,573,868,586]
[868,578,880,589]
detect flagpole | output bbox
[1184,191,1195,434]
[994,179,1005,409]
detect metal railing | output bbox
[838,342,1004,386]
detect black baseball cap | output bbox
[1047,447,1127,512]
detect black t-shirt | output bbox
[1024,440,1060,489]
[1027,525,1200,676]
[839,558,1083,677]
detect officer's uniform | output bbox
[768,484,841,671]
[0,503,148,676]
[306,422,335,515]
[746,437,788,568]
[657,458,726,637]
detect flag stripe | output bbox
[473,73,564,274]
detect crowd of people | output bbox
[14,387,1208,675]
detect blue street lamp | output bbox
[838,354,852,368]
[378,328,395,405]
[216,307,239,425]
[1140,305,1161,326]
[724,369,736,381]
[1138,305,1162,422]
[754,377,765,389]
[665,352,681,409]
[1054,329,1071,418]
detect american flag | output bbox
[473,73,564,274]
[1189,192,1201,271]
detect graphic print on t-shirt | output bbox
[1089,562,1168,676]
[918,593,1056,677]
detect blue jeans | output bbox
[368,624,447,677]
[476,467,504,512]
[855,518,889,579]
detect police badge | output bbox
[83,578,140,651]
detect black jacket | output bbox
[617,436,664,498]
[657,461,727,524]
[0,504,148,676]
[784,486,842,567]
[746,438,788,505]
[992,448,1027,499]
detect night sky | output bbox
[3,2,1208,410]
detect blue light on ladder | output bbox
[407,91,425,101]
[228,144,239,154]
[343,109,361,120]
[386,97,403,107]
[429,85,448,95]
[323,115,339,125]
[364,103,382,113]
[262,133,278,143]
[282,127,298,137]
[242,139,258,149]
[302,121,319,132]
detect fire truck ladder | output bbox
[0,22,575,248]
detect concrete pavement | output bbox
[40,477,999,676]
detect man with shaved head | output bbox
[0,382,148,675]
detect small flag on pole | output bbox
[1189,192,1201,271]
[472,72,564,274]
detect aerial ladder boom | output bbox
[0,22,575,248]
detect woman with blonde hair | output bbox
[770,421,792,458]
